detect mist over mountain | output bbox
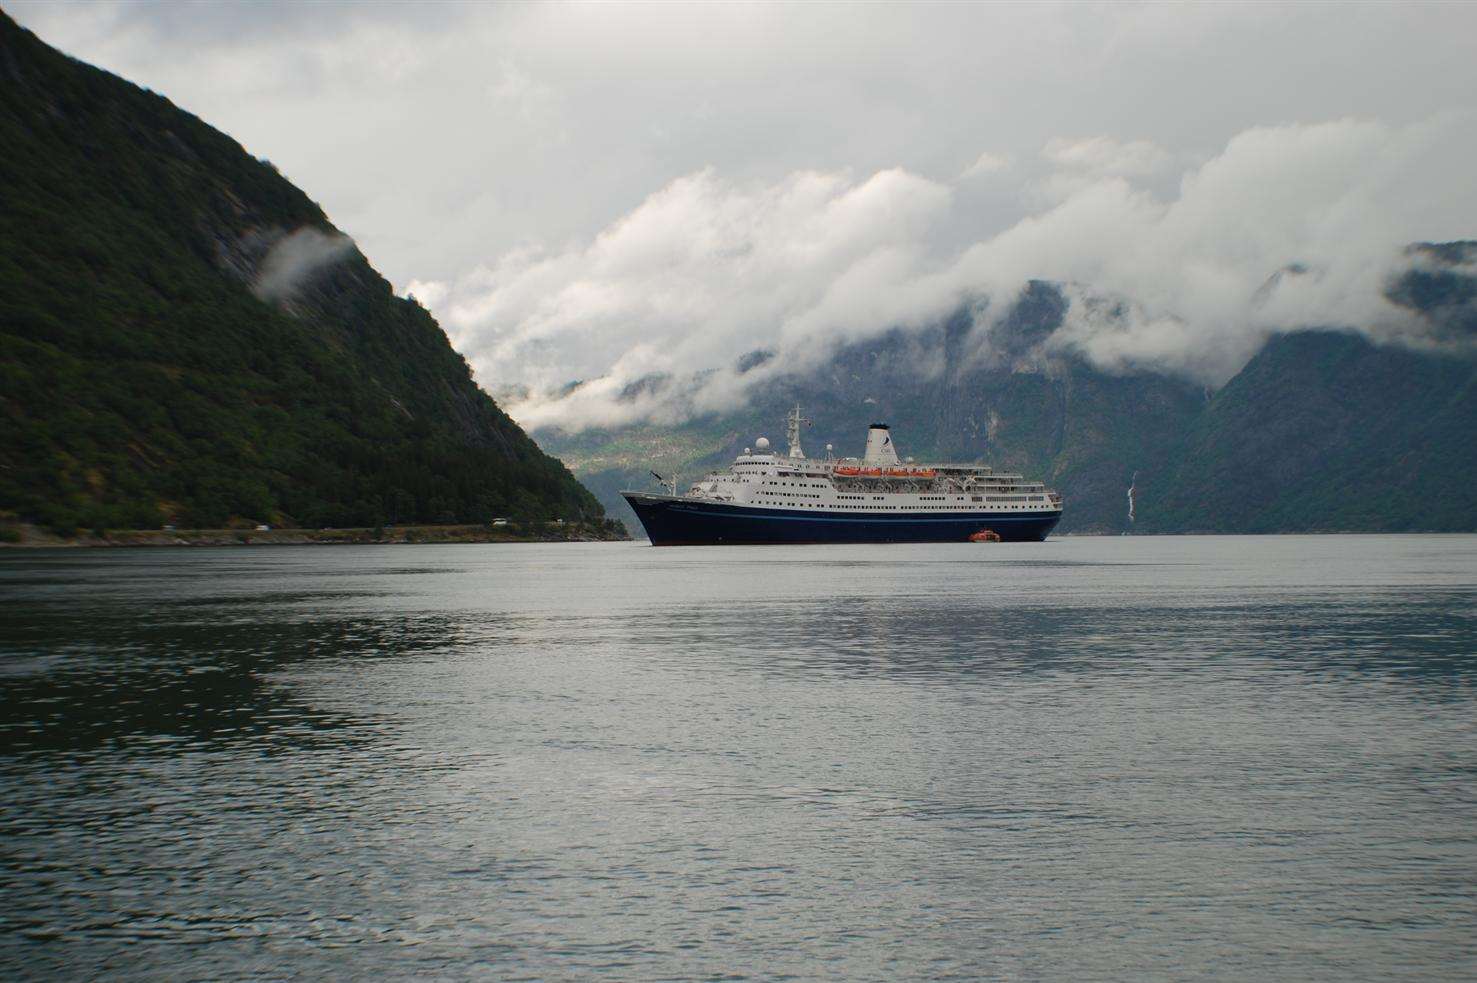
[415,116,1477,437]
[3,3,1473,542]
[0,12,610,535]
[541,257,1477,536]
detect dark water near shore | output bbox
[1,536,1475,980]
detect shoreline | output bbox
[3,525,1470,548]
[0,523,629,549]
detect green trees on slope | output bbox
[0,13,605,534]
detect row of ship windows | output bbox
[755,492,1045,503]
[755,503,1046,511]
[735,473,1043,495]
[740,477,826,487]
[752,501,1046,510]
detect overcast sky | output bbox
[14,1,1477,429]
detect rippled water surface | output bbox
[2,536,1475,980]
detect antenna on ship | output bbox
[786,404,811,459]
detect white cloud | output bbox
[961,151,1010,179]
[1032,136,1178,205]
[16,1,1477,287]
[252,227,354,302]
[9,3,1477,432]
[402,278,448,308]
[960,115,1477,380]
[414,114,1475,431]
[436,166,955,430]
[1042,136,1172,177]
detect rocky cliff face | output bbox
[0,12,610,534]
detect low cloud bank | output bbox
[409,116,1476,432]
[253,227,355,302]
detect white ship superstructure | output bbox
[623,407,1063,545]
[686,407,1060,515]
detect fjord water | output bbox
[1,537,1474,980]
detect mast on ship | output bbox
[786,404,811,459]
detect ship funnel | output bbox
[862,423,899,465]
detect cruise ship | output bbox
[622,407,1063,545]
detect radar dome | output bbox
[755,437,770,450]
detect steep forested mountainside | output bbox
[543,264,1477,536]
[0,12,609,533]
[1138,330,1477,533]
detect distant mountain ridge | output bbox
[0,12,613,534]
[1137,328,1477,533]
[541,254,1477,536]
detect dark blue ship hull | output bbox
[623,493,1061,545]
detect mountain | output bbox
[1139,292,1477,532]
[541,265,1477,536]
[0,13,614,536]
[1137,243,1477,533]
[543,283,1207,535]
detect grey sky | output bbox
[13,1,1477,429]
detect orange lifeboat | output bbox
[833,464,937,478]
[969,529,1001,543]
